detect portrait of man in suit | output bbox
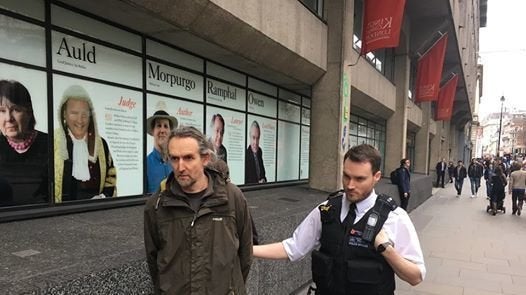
[245,120,266,184]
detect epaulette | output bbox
[327,189,344,200]
[376,194,398,211]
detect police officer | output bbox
[253,144,425,294]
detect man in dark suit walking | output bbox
[453,160,467,197]
[397,158,411,210]
[435,158,447,188]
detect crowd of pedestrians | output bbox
[437,156,526,216]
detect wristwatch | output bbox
[377,239,394,253]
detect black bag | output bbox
[390,169,399,185]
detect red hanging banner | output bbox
[436,75,459,121]
[415,34,448,102]
[360,0,406,55]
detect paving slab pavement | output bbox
[397,179,526,295]
[2,179,526,294]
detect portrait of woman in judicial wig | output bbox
[54,84,117,203]
[0,80,48,206]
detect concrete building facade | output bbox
[0,0,486,293]
[0,0,485,227]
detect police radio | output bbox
[361,212,379,242]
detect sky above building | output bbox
[479,0,526,120]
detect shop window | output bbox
[0,2,312,215]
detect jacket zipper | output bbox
[190,212,198,227]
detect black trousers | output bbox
[399,191,410,210]
[436,171,445,187]
[511,189,525,214]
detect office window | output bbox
[299,0,324,19]
[349,114,386,172]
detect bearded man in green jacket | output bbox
[144,126,253,294]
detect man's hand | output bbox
[373,229,423,286]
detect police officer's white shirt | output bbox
[282,189,426,279]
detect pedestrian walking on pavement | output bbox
[447,161,455,183]
[453,160,467,197]
[435,158,447,188]
[484,162,495,200]
[252,144,425,295]
[468,158,484,198]
[490,166,507,216]
[397,158,411,210]
[509,162,526,216]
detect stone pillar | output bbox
[442,121,452,160]
[449,124,459,161]
[385,34,409,174]
[310,0,352,192]
[414,103,431,174]
[429,120,442,177]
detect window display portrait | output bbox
[245,120,266,184]
[245,115,277,184]
[145,110,178,194]
[145,94,204,194]
[206,106,246,184]
[0,79,48,206]
[209,113,228,163]
[54,85,117,202]
[53,75,143,202]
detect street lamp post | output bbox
[497,95,505,157]
[511,127,517,159]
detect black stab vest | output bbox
[312,194,396,295]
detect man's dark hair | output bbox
[400,158,409,166]
[343,144,381,174]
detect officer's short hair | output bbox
[344,144,381,174]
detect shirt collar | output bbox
[152,148,164,161]
[343,189,377,214]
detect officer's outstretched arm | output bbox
[375,230,423,286]
[253,242,289,260]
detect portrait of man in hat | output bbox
[146,110,178,193]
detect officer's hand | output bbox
[374,229,390,249]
